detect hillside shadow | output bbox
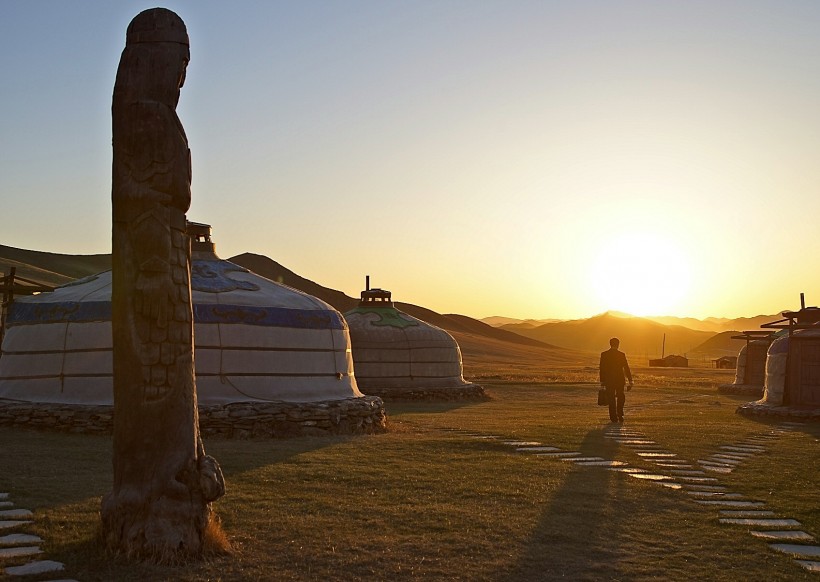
[497,427,629,581]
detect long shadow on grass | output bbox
[0,427,351,508]
[498,427,632,581]
[384,399,486,416]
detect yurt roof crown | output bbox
[359,275,393,308]
[762,292,820,332]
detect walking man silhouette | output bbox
[600,337,633,423]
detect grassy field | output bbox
[0,379,818,581]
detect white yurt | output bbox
[738,302,820,420]
[761,323,820,407]
[0,225,362,406]
[719,334,771,395]
[343,279,483,399]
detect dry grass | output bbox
[0,381,817,581]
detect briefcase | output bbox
[597,388,609,406]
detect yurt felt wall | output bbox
[0,253,361,405]
[344,304,483,399]
[757,328,820,407]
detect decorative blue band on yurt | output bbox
[194,304,346,329]
[7,300,345,330]
[7,301,111,325]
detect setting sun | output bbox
[588,232,692,317]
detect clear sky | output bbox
[2,1,819,321]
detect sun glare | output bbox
[588,232,692,317]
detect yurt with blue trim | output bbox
[0,225,362,406]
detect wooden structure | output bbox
[0,268,54,347]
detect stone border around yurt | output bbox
[361,383,487,401]
[718,383,764,397]
[0,396,387,438]
[736,400,820,421]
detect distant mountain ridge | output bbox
[496,311,775,359]
[0,243,783,360]
[485,311,783,335]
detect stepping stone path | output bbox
[0,492,76,580]
[433,420,820,574]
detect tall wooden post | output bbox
[101,8,225,558]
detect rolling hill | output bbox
[500,312,716,359]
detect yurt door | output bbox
[789,338,820,406]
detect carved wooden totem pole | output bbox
[102,8,225,557]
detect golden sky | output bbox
[2,1,819,320]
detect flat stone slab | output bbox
[0,510,32,519]
[751,531,814,541]
[0,494,7,500]
[502,441,542,446]
[636,452,677,458]
[574,460,628,467]
[0,534,43,546]
[676,476,719,483]
[657,464,694,469]
[687,485,729,492]
[699,459,734,467]
[706,456,743,465]
[715,450,754,457]
[5,560,65,576]
[796,561,820,572]
[610,467,647,473]
[712,454,748,462]
[687,492,745,499]
[0,502,13,509]
[671,470,707,476]
[720,510,776,517]
[0,546,42,559]
[721,446,764,453]
[769,544,820,558]
[701,466,734,474]
[561,456,605,462]
[698,500,766,507]
[613,439,656,445]
[629,473,676,481]
[657,482,683,489]
[0,521,31,531]
[470,435,500,439]
[536,451,580,457]
[516,446,561,452]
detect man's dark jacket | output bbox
[599,348,632,387]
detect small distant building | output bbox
[649,354,688,368]
[713,356,738,370]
